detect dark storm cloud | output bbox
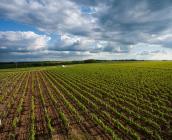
[93,0,172,45]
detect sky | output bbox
[0,0,172,62]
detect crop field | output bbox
[0,61,172,140]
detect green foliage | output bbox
[59,111,69,130]
[30,96,35,140]
[1,61,172,139]
[17,98,24,113]
[12,117,18,128]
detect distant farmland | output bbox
[0,61,172,140]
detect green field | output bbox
[0,61,172,140]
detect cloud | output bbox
[93,0,172,46]
[0,0,95,34]
[0,0,172,61]
[0,31,50,53]
[48,33,130,53]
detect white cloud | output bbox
[0,0,172,61]
[0,0,96,34]
[0,31,50,51]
